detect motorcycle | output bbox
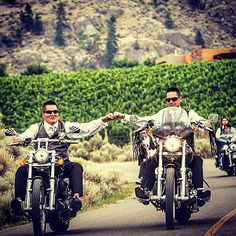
[132,115,214,230]
[215,135,236,176]
[5,126,80,236]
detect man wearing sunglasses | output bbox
[114,87,211,201]
[11,100,114,216]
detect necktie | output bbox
[48,126,56,137]
[172,112,178,122]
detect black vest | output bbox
[35,121,70,160]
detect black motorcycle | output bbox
[215,136,236,176]
[132,116,214,230]
[6,127,80,236]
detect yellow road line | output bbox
[204,208,236,236]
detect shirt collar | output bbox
[44,121,58,131]
[168,106,182,114]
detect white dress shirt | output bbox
[19,118,107,140]
[122,107,206,127]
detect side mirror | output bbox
[5,128,19,136]
[208,114,218,124]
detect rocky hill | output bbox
[0,0,235,74]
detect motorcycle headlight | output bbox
[164,136,182,152]
[229,143,236,151]
[222,145,229,151]
[34,148,49,164]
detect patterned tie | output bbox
[48,126,56,137]
[172,112,178,122]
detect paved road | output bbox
[1,160,236,236]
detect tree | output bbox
[188,0,200,8]
[0,64,8,77]
[4,0,16,4]
[195,29,205,47]
[33,13,44,35]
[164,12,174,29]
[104,15,118,68]
[20,3,34,32]
[54,2,67,46]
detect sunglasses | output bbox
[43,110,59,115]
[165,97,179,102]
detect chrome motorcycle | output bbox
[133,118,213,230]
[6,127,80,236]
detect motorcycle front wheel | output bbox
[165,167,176,230]
[32,178,46,236]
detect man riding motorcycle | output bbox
[114,87,211,201]
[11,100,114,216]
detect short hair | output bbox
[166,87,181,97]
[42,100,59,112]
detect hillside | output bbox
[0,0,235,74]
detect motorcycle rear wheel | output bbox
[32,178,46,236]
[165,167,176,230]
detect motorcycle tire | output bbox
[32,178,46,236]
[49,216,70,233]
[165,167,176,230]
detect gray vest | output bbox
[35,121,70,160]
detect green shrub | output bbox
[108,125,130,146]
[112,57,139,68]
[21,64,50,75]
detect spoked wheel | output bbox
[32,178,46,236]
[165,167,176,230]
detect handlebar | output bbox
[8,138,78,147]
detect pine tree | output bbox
[20,3,34,32]
[187,0,200,8]
[105,15,118,68]
[195,29,205,47]
[54,2,66,46]
[164,12,174,29]
[33,13,44,35]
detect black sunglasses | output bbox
[44,110,59,115]
[165,97,179,102]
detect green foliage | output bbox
[0,60,236,135]
[108,125,130,146]
[112,57,139,68]
[0,64,8,77]
[143,57,156,66]
[104,15,118,68]
[21,64,50,75]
